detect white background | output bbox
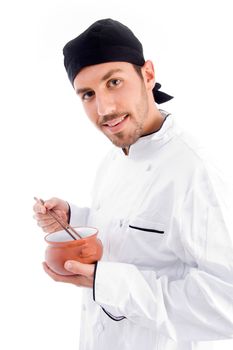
[0,0,233,349]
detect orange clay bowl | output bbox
[44,226,103,275]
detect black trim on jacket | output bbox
[129,225,164,234]
[93,262,126,321]
[101,307,126,322]
[67,202,71,224]
[93,261,98,301]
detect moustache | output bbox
[101,112,129,124]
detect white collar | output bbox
[117,111,175,159]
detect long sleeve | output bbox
[69,203,90,227]
[93,166,233,341]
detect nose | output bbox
[96,93,116,117]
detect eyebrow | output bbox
[100,68,123,82]
[75,68,124,95]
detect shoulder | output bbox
[151,116,215,194]
[157,117,208,175]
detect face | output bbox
[73,61,153,149]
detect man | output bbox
[33,19,233,350]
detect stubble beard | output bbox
[109,87,149,149]
[97,79,150,149]
[109,118,144,149]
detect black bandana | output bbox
[63,18,173,104]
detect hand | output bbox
[33,197,69,233]
[42,261,95,288]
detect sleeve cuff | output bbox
[93,261,126,321]
[68,203,90,227]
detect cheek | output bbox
[121,86,141,107]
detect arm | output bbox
[93,168,233,341]
[68,202,90,227]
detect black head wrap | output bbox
[63,18,173,104]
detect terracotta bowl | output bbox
[44,226,103,275]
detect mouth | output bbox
[102,114,129,134]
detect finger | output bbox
[41,222,63,233]
[34,210,67,222]
[50,210,68,222]
[33,197,63,214]
[33,201,47,214]
[64,260,95,277]
[37,218,55,228]
[34,213,51,220]
[37,218,65,233]
[33,215,55,228]
[43,197,62,211]
[43,262,69,282]
[42,262,85,285]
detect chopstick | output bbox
[34,197,82,240]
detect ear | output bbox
[141,60,155,90]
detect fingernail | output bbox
[65,262,72,270]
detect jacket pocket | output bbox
[117,216,167,266]
[129,216,165,235]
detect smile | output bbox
[102,114,129,134]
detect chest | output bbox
[88,155,183,276]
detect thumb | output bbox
[44,199,57,210]
[64,260,94,277]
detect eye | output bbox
[108,79,121,87]
[82,91,95,101]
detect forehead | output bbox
[73,61,135,88]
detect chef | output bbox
[33,18,233,350]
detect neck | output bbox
[122,147,129,155]
[142,105,164,136]
[122,107,165,156]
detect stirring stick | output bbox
[34,197,82,240]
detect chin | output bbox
[103,124,143,148]
[111,135,140,149]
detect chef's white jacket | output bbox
[69,111,233,350]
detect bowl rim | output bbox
[44,226,98,245]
